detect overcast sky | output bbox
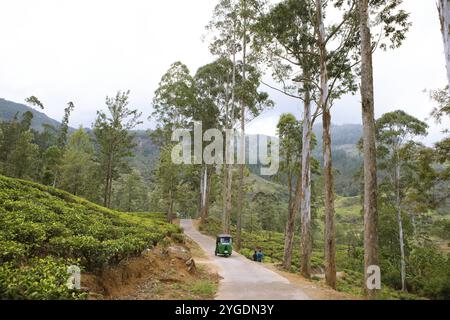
[0,0,448,144]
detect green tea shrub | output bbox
[0,257,86,300]
[0,175,180,299]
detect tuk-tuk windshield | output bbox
[220,237,232,244]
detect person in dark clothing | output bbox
[256,249,264,262]
[252,250,257,261]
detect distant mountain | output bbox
[313,123,363,147]
[0,98,364,195]
[312,123,363,196]
[128,130,160,184]
[0,98,62,131]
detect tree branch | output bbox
[261,80,303,100]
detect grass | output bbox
[160,265,219,300]
[187,279,217,297]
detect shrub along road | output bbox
[181,219,310,300]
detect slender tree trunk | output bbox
[104,151,114,208]
[236,170,243,248]
[323,108,336,288]
[200,165,207,219]
[52,172,57,188]
[103,164,110,207]
[283,173,301,269]
[287,166,293,208]
[396,155,407,292]
[107,175,113,208]
[236,12,247,250]
[200,165,204,212]
[204,168,212,220]
[223,126,234,234]
[222,164,228,228]
[201,166,212,222]
[438,0,450,90]
[360,0,380,298]
[222,78,230,230]
[224,129,233,234]
[168,189,174,223]
[224,38,237,234]
[316,0,336,289]
[300,88,313,278]
[107,165,113,209]
[225,162,233,234]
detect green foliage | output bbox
[251,192,284,232]
[429,87,450,132]
[7,130,39,179]
[0,175,180,299]
[0,240,28,264]
[431,219,450,240]
[0,112,39,180]
[407,246,450,299]
[0,257,86,300]
[275,113,302,198]
[24,96,44,110]
[94,90,143,208]
[365,0,411,51]
[39,145,61,186]
[151,62,197,143]
[57,102,75,149]
[112,169,149,212]
[58,128,101,202]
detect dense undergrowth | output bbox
[0,175,181,299]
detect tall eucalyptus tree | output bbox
[358,0,410,297]
[207,0,272,235]
[254,0,319,274]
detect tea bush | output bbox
[0,257,86,300]
[0,175,181,299]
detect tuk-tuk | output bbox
[215,234,232,257]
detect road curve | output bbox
[180,219,310,300]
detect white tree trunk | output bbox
[300,89,312,278]
[396,156,407,292]
[236,7,247,250]
[224,47,237,234]
[202,166,208,208]
[360,0,380,299]
[283,175,301,269]
[438,0,450,90]
[316,0,336,289]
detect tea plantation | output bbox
[0,175,181,299]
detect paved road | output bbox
[181,219,310,300]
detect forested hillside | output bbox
[312,123,363,196]
[0,98,62,132]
